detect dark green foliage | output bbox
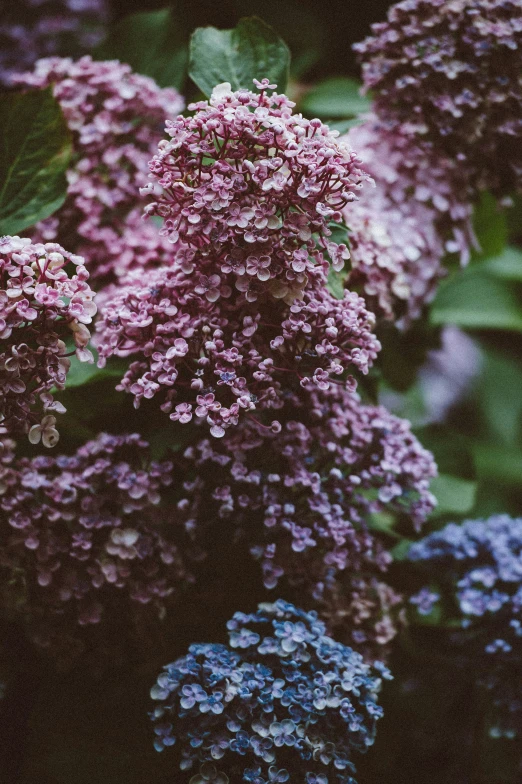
[0,88,71,235]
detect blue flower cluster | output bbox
[150,600,391,783]
[409,515,522,737]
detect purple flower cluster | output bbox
[16,56,184,285]
[95,80,382,438]
[344,117,475,324]
[409,515,522,737]
[355,0,522,194]
[175,384,436,647]
[142,79,369,303]
[94,261,379,438]
[0,0,108,86]
[0,433,190,658]
[0,236,96,448]
[318,574,405,658]
[150,600,391,783]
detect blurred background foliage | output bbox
[1,1,522,783]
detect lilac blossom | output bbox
[0,236,96,448]
[355,0,522,195]
[142,79,369,304]
[0,433,191,660]
[94,259,380,438]
[16,56,184,285]
[343,117,475,325]
[175,384,436,648]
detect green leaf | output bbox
[327,266,349,299]
[482,246,522,281]
[189,16,290,98]
[429,474,477,517]
[0,87,72,235]
[430,269,522,332]
[61,342,129,389]
[379,380,431,429]
[301,77,370,119]
[477,347,522,446]
[473,443,522,487]
[391,538,414,562]
[327,117,366,134]
[65,358,127,389]
[95,9,188,90]
[471,191,508,259]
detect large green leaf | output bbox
[474,443,522,487]
[430,269,522,332]
[0,88,71,235]
[482,246,522,281]
[301,76,370,119]
[189,16,290,97]
[471,191,508,260]
[327,267,348,300]
[65,354,128,389]
[429,474,477,517]
[477,347,522,446]
[95,9,188,90]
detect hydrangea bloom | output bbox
[175,385,436,639]
[150,600,391,783]
[318,574,405,658]
[0,0,108,86]
[355,0,522,194]
[0,433,190,659]
[79,207,177,286]
[142,79,369,304]
[94,259,380,438]
[0,236,96,448]
[409,515,522,737]
[16,57,184,284]
[343,117,475,324]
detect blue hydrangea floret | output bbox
[150,600,391,783]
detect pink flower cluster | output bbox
[0,236,96,448]
[344,117,475,324]
[94,261,380,438]
[142,79,369,303]
[320,573,405,656]
[95,80,381,438]
[16,56,184,285]
[0,433,190,658]
[175,384,436,647]
[355,0,522,195]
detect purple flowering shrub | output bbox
[355,0,522,195]
[175,385,435,632]
[344,117,475,324]
[92,78,386,438]
[142,80,366,303]
[150,600,391,783]
[0,433,191,659]
[94,262,380,438]
[409,515,522,738]
[2,4,522,780]
[0,236,96,448]
[16,56,184,286]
